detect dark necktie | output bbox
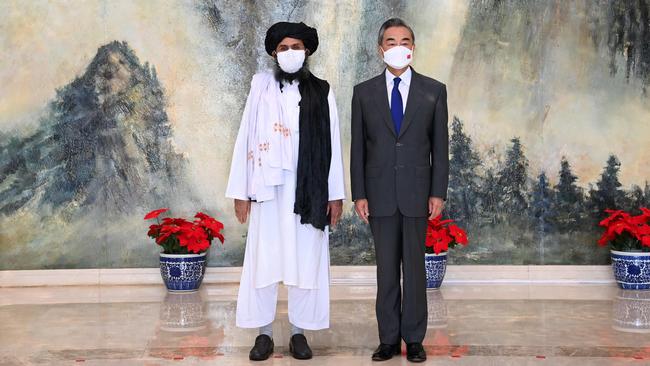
[391,77,403,134]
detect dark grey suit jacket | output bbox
[350,69,449,217]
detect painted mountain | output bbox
[2,0,649,268]
[0,41,195,269]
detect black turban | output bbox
[265,22,319,55]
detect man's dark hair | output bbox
[377,18,415,45]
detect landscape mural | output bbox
[1,0,649,269]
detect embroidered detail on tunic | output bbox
[247,151,254,161]
[258,142,270,152]
[273,122,291,137]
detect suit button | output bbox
[396,142,403,147]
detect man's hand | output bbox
[428,197,445,220]
[234,199,251,224]
[354,199,370,224]
[327,200,343,228]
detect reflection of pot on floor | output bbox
[427,289,448,329]
[159,291,208,332]
[149,291,226,360]
[612,289,650,333]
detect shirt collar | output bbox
[385,66,412,87]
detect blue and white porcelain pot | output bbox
[159,252,207,292]
[610,250,650,290]
[425,252,448,289]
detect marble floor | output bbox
[1,283,649,365]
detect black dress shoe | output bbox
[249,334,274,361]
[372,343,401,361]
[289,334,313,360]
[406,343,426,363]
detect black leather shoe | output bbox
[249,334,274,361]
[372,343,401,361]
[406,343,426,363]
[289,334,313,360]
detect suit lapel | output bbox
[370,72,397,137]
[398,70,422,139]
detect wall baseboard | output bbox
[0,265,614,287]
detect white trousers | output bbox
[236,275,330,330]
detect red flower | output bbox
[157,224,182,244]
[145,210,226,254]
[599,209,629,227]
[426,216,466,254]
[638,224,650,235]
[597,231,614,246]
[153,218,192,245]
[162,217,192,226]
[144,208,169,220]
[194,212,225,244]
[597,207,650,248]
[177,224,210,254]
[147,224,161,238]
[642,235,650,247]
[448,225,468,245]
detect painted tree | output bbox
[479,167,500,224]
[588,154,626,220]
[627,183,649,213]
[329,209,375,265]
[553,157,585,231]
[529,172,554,234]
[447,116,482,223]
[496,137,529,218]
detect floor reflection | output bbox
[148,291,224,360]
[1,284,650,365]
[612,289,650,333]
[159,291,208,332]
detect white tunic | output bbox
[226,75,345,290]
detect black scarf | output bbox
[293,72,331,231]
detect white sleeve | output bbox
[327,88,346,201]
[225,85,253,200]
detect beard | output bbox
[274,59,310,85]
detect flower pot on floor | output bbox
[425,252,447,289]
[610,250,650,290]
[160,252,207,292]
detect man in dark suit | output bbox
[350,18,449,363]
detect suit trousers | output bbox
[369,211,428,344]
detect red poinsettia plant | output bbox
[425,215,468,254]
[144,208,225,254]
[597,207,650,252]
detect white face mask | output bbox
[276,49,306,74]
[382,45,413,69]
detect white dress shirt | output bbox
[385,66,412,113]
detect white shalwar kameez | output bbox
[225,72,345,330]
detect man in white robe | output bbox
[225,21,345,361]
